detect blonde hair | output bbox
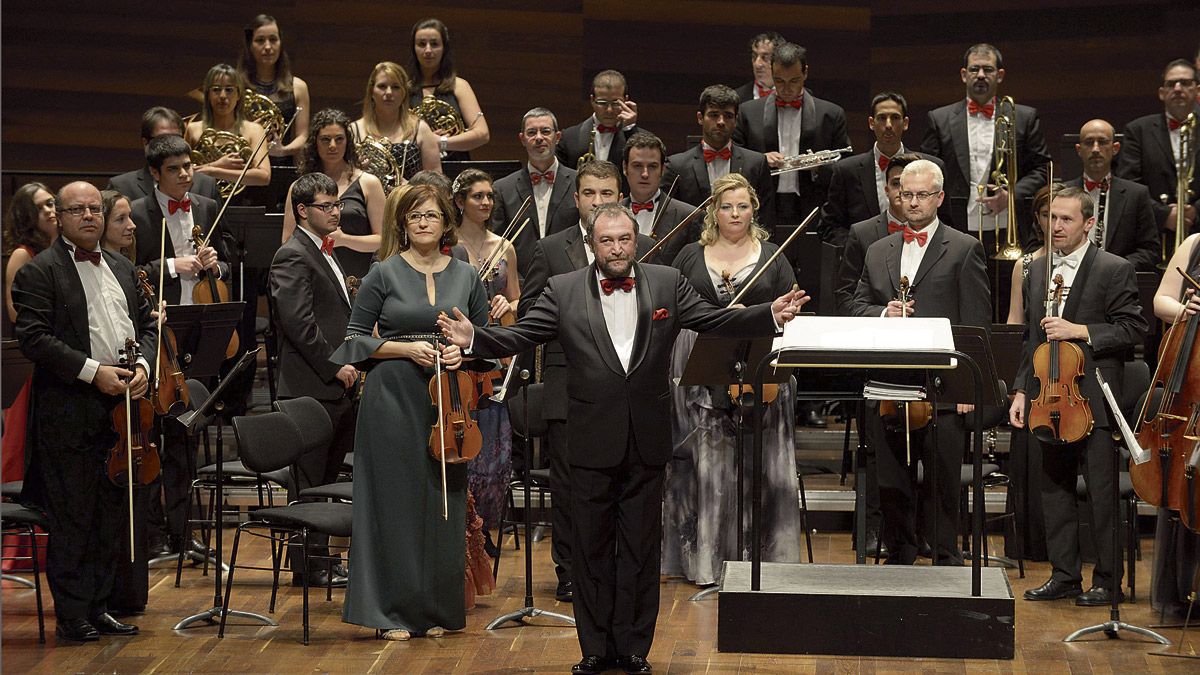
[361,61,417,139]
[378,184,458,260]
[699,173,769,246]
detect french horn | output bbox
[356,134,402,194]
[411,96,465,137]
[191,127,252,199]
[242,89,286,142]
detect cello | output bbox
[107,338,162,561]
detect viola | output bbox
[137,269,190,416]
[107,339,162,562]
[189,225,239,358]
[879,276,934,436]
[1027,273,1093,445]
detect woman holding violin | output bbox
[331,183,488,640]
[661,173,802,586]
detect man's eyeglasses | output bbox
[898,191,940,202]
[58,205,103,217]
[305,201,345,214]
[592,99,625,109]
[1164,78,1198,89]
[523,127,555,138]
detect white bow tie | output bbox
[1051,254,1079,269]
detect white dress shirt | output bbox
[703,141,732,189]
[776,104,803,195]
[965,100,998,233]
[596,270,638,372]
[873,143,905,214]
[900,219,939,282]
[1083,175,1112,248]
[631,190,662,236]
[67,242,144,383]
[1050,240,1089,293]
[529,159,561,238]
[155,188,199,304]
[591,115,615,162]
[297,226,351,304]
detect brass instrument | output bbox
[411,96,465,138]
[991,96,1022,260]
[191,128,252,199]
[356,134,402,194]
[577,125,597,170]
[242,89,285,142]
[1173,113,1196,256]
[769,146,851,176]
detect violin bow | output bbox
[645,175,679,239]
[435,349,449,521]
[498,195,533,243]
[199,121,275,249]
[154,218,168,394]
[728,207,818,307]
[479,217,531,282]
[638,196,712,263]
[120,340,137,562]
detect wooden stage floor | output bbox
[3,528,1199,673]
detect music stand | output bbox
[678,335,789,601]
[220,207,280,298]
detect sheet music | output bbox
[773,317,956,353]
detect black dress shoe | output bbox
[90,613,139,635]
[55,618,99,642]
[862,530,887,557]
[1076,586,1124,606]
[572,656,612,674]
[291,570,348,588]
[803,408,827,428]
[170,535,213,558]
[556,580,574,602]
[1023,579,1083,601]
[619,655,653,673]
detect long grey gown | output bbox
[331,253,488,633]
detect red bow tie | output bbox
[595,124,617,134]
[631,200,654,214]
[74,246,102,266]
[600,276,635,295]
[967,99,995,119]
[321,236,335,255]
[902,227,928,246]
[530,170,555,185]
[1084,178,1110,192]
[775,98,803,110]
[168,197,191,215]
[756,82,773,99]
[1168,116,1186,131]
[878,155,890,171]
[703,146,732,163]
[887,220,905,234]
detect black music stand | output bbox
[678,335,789,601]
[221,207,281,297]
[172,347,275,631]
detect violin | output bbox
[107,339,162,562]
[1027,273,1093,445]
[721,271,779,406]
[137,269,190,416]
[879,276,934,440]
[190,225,239,358]
[428,318,483,520]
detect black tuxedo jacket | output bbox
[919,101,1051,236]
[1065,176,1160,272]
[555,118,643,170]
[108,166,221,204]
[130,193,230,305]
[1014,246,1147,427]
[734,81,759,105]
[835,212,898,316]
[473,262,777,468]
[269,231,353,401]
[818,150,949,245]
[850,222,991,330]
[1116,112,1200,231]
[621,194,699,265]
[661,144,775,225]
[489,164,580,276]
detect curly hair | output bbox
[299,108,359,175]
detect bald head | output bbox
[55,181,105,250]
[1075,118,1119,180]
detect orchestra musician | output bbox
[100,191,136,259]
[437,201,808,675]
[557,70,642,171]
[920,43,1050,245]
[13,181,156,641]
[108,107,221,203]
[663,172,803,587]
[489,107,580,275]
[620,131,699,264]
[1010,186,1147,605]
[733,32,784,104]
[662,85,774,224]
[1116,59,1200,241]
[409,18,490,161]
[1068,119,1160,272]
[351,62,442,183]
[184,64,271,190]
[818,93,948,246]
[850,159,991,565]
[236,14,311,166]
[330,183,488,641]
[270,173,357,588]
[733,41,850,229]
[282,108,386,280]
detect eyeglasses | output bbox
[58,205,104,217]
[965,65,997,75]
[1164,78,1198,88]
[592,99,624,109]
[406,211,444,224]
[899,191,940,202]
[523,127,555,138]
[305,201,345,213]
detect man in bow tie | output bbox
[621,132,698,263]
[491,107,580,275]
[1009,186,1146,607]
[851,159,991,566]
[734,32,785,104]
[920,43,1049,247]
[439,202,807,675]
[557,70,643,176]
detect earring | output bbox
[400,229,409,248]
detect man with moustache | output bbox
[439,203,807,675]
[621,131,699,264]
[850,159,991,566]
[1011,187,1146,606]
[1116,59,1200,247]
[920,43,1050,246]
[269,172,358,588]
[734,32,784,104]
[1067,119,1159,272]
[108,106,222,203]
[491,107,580,275]
[557,70,643,171]
[662,85,774,226]
[13,181,157,641]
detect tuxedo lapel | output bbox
[1104,183,1125,243]
[53,240,91,351]
[564,227,588,270]
[911,225,947,288]
[883,237,902,296]
[950,105,971,186]
[690,146,711,196]
[297,231,351,310]
[762,94,779,152]
[627,264,652,374]
[1149,116,1176,179]
[857,154,879,215]
[136,167,154,198]
[579,118,594,158]
[583,270,626,375]
[1061,245,1098,322]
[546,172,573,233]
[798,90,816,151]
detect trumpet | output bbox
[990,96,1023,261]
[770,146,851,175]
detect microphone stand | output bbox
[486,370,575,629]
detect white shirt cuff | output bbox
[880,307,889,317]
[167,258,179,278]
[464,327,476,355]
[78,358,100,383]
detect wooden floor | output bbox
[3,528,1199,674]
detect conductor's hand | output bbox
[95,365,134,396]
[437,306,475,349]
[770,287,809,326]
[1009,391,1026,429]
[440,344,463,370]
[335,364,358,389]
[129,366,149,400]
[885,299,916,317]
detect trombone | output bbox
[991,96,1023,261]
[1163,113,1196,264]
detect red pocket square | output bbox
[652,308,669,321]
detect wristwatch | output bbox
[439,135,449,155]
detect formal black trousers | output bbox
[157,417,194,542]
[1036,428,1122,588]
[547,419,572,584]
[569,429,664,660]
[284,395,355,574]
